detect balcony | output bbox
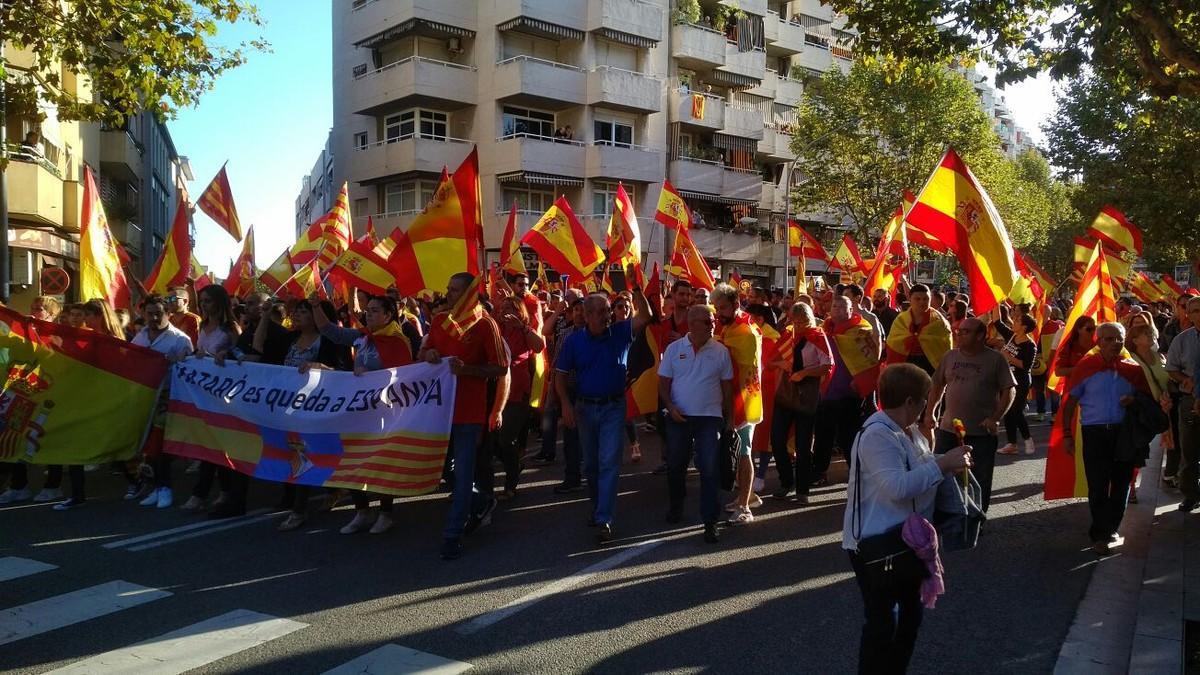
[349,135,475,184]
[747,69,777,98]
[367,211,420,242]
[6,153,64,228]
[493,134,586,179]
[669,157,724,195]
[494,56,586,109]
[586,0,663,44]
[723,105,764,140]
[100,130,143,183]
[724,166,762,201]
[773,18,806,54]
[347,0,477,48]
[586,66,662,113]
[349,57,477,116]
[719,44,766,82]
[764,11,779,42]
[797,42,832,72]
[669,89,724,129]
[794,0,835,22]
[585,142,665,183]
[495,0,587,33]
[775,131,797,160]
[776,75,804,106]
[759,182,776,212]
[773,184,790,212]
[689,228,762,264]
[670,23,726,69]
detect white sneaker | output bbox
[1024,439,1037,455]
[33,488,63,502]
[729,507,755,525]
[340,510,376,534]
[748,493,763,508]
[0,488,32,504]
[369,512,394,534]
[155,488,173,509]
[752,477,765,493]
[998,443,1019,455]
[139,490,159,507]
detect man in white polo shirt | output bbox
[659,304,734,543]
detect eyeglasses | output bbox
[165,296,179,302]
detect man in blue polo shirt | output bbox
[556,288,650,544]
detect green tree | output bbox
[2,0,266,125]
[824,1,1200,98]
[1044,69,1200,272]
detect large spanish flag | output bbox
[196,164,243,241]
[328,236,395,297]
[825,313,881,397]
[715,311,764,427]
[382,172,475,296]
[144,195,193,295]
[666,227,716,291]
[1048,241,1116,394]
[79,166,131,309]
[829,234,869,278]
[0,306,167,464]
[655,180,693,231]
[905,148,1019,315]
[521,197,604,280]
[790,220,829,263]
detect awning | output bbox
[712,133,758,153]
[597,28,658,49]
[497,17,584,42]
[497,171,584,187]
[354,18,475,48]
[678,190,757,206]
[709,69,760,89]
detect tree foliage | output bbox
[1045,69,1200,272]
[824,0,1200,99]
[2,0,266,126]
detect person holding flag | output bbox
[884,283,952,375]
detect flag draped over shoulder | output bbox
[655,180,692,231]
[0,306,167,464]
[1048,242,1117,394]
[144,195,193,295]
[715,311,764,427]
[667,228,716,291]
[79,166,131,309]
[825,313,881,398]
[196,164,243,241]
[884,309,953,369]
[163,358,457,497]
[1045,352,1149,500]
[440,273,484,339]
[521,197,604,280]
[905,148,1019,315]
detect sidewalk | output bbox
[1055,440,1195,674]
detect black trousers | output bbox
[495,400,532,492]
[770,402,816,495]
[6,463,63,491]
[848,551,924,675]
[935,429,998,513]
[192,461,248,505]
[813,396,864,475]
[1004,382,1032,443]
[1081,425,1135,542]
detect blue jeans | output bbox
[542,404,582,484]
[577,400,625,526]
[443,423,485,541]
[666,416,723,524]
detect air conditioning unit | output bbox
[10,249,34,286]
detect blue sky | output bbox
[171,0,331,273]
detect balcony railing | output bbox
[355,55,478,79]
[356,134,474,149]
[4,142,63,179]
[497,132,586,146]
[495,54,584,73]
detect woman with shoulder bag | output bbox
[843,363,972,674]
[769,302,832,504]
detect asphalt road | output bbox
[0,414,1098,674]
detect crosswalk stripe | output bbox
[322,644,473,675]
[0,557,57,582]
[125,511,281,552]
[0,580,171,646]
[44,609,307,674]
[102,508,273,550]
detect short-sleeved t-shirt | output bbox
[932,347,1016,435]
[555,319,635,399]
[427,311,508,425]
[659,335,734,418]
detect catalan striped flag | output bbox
[1047,241,1116,395]
[500,202,526,276]
[1073,235,1134,287]
[521,197,604,280]
[1129,271,1167,304]
[196,164,243,241]
[655,180,692,231]
[291,182,353,272]
[144,195,193,295]
[79,166,132,309]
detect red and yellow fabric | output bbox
[904,148,1019,315]
[439,272,484,339]
[1130,271,1167,304]
[534,260,549,292]
[666,228,716,291]
[292,182,352,272]
[1048,241,1117,394]
[1073,235,1134,288]
[259,248,296,294]
[223,225,257,297]
[715,311,764,427]
[328,236,396,297]
[752,321,782,452]
[776,324,832,392]
[500,202,526,276]
[144,195,193,295]
[1159,274,1188,298]
[280,257,326,300]
[1045,352,1149,499]
[79,166,132,309]
[863,200,910,306]
[450,147,483,276]
[1087,206,1143,260]
[521,197,604,280]
[381,173,475,297]
[607,182,643,285]
[1031,319,1064,377]
[691,93,705,119]
[829,234,869,279]
[364,215,379,248]
[655,180,693,231]
[789,220,830,263]
[884,309,953,369]
[825,313,881,398]
[0,306,167,464]
[196,164,243,241]
[1014,250,1054,300]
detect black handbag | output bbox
[719,427,740,492]
[775,338,820,414]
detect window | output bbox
[383,180,438,214]
[592,182,632,216]
[418,110,447,140]
[353,132,368,149]
[502,106,555,139]
[384,111,414,142]
[501,187,554,214]
[384,109,447,142]
[353,198,368,218]
[594,118,634,148]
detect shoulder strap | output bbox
[852,420,919,541]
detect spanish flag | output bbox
[1014,249,1054,299]
[1087,206,1143,260]
[328,236,396,297]
[500,202,526,276]
[863,198,910,306]
[884,308,952,369]
[655,180,692,231]
[904,190,950,254]
[450,147,484,275]
[1160,274,1187,298]
[667,228,715,291]
[281,256,327,300]
[905,148,1019,315]
[522,197,604,280]
[383,171,474,297]
[79,166,131,309]
[789,220,829,263]
[1073,235,1133,287]
[364,215,379,248]
[144,195,193,295]
[196,164,243,241]
[829,234,869,278]
[223,225,256,297]
[626,323,663,418]
[1129,271,1166,304]
[259,248,295,294]
[534,260,549,292]
[825,313,881,397]
[1048,242,1117,394]
[715,311,764,427]
[607,182,643,284]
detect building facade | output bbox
[311,0,856,290]
[295,130,336,239]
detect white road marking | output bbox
[0,580,171,646]
[322,644,472,675]
[455,538,667,636]
[102,508,273,550]
[125,511,283,552]
[0,557,57,582]
[44,609,307,674]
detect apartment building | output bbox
[308,0,855,289]
[295,131,336,239]
[959,66,1039,159]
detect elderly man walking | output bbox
[923,317,1016,513]
[660,304,735,543]
[556,289,650,544]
